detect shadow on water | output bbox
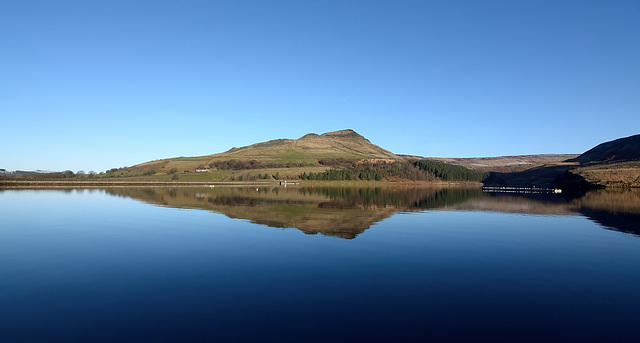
[99,185,640,239]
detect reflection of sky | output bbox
[2,190,640,341]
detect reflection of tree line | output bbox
[300,186,485,210]
[106,186,485,212]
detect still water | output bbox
[2,186,640,342]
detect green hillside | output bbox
[133,129,400,174]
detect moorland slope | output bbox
[567,134,640,164]
[483,134,640,188]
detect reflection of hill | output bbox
[578,208,640,237]
[106,186,483,239]
[570,189,640,214]
[571,189,640,237]
[218,200,395,239]
[105,186,640,239]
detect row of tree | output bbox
[228,173,277,181]
[0,170,102,179]
[300,161,428,181]
[412,160,488,181]
[301,169,384,181]
[299,160,488,182]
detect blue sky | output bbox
[1,0,639,172]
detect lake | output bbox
[2,186,640,342]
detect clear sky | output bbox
[1,0,639,172]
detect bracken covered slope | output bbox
[565,134,640,188]
[483,134,640,188]
[567,134,640,164]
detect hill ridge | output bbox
[567,134,640,164]
[211,129,398,162]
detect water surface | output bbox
[2,186,640,342]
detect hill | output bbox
[422,154,578,173]
[567,134,640,164]
[566,134,640,188]
[219,129,398,162]
[134,129,400,174]
[567,161,640,188]
[484,134,640,188]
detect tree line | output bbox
[412,160,488,181]
[299,160,488,182]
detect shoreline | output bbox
[0,180,280,189]
[0,179,484,189]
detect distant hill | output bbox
[423,154,578,173]
[567,134,640,164]
[484,134,640,188]
[565,134,640,188]
[135,129,400,173]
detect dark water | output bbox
[2,186,640,342]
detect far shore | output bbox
[0,180,281,189]
[0,179,483,189]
